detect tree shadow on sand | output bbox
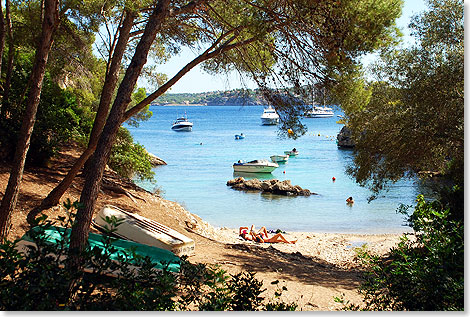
[222,243,363,290]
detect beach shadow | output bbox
[222,243,362,290]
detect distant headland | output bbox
[150,89,265,106]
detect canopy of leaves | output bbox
[130,0,403,138]
[335,0,463,193]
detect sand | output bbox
[0,146,413,311]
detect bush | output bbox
[0,53,93,165]
[0,200,297,311]
[337,189,464,311]
[108,127,155,181]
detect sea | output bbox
[127,105,418,234]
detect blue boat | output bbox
[17,226,181,273]
[235,133,245,140]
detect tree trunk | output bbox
[1,0,13,120]
[38,10,135,210]
[0,0,59,238]
[69,0,170,253]
[0,1,6,84]
[37,13,251,214]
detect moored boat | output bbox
[284,149,299,156]
[171,114,193,131]
[270,154,289,163]
[233,159,279,173]
[303,106,334,118]
[260,105,280,125]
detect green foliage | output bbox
[0,200,298,311]
[154,89,264,106]
[337,0,464,193]
[0,53,93,165]
[337,189,464,311]
[108,127,155,181]
[126,87,153,127]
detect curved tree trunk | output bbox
[38,10,135,211]
[38,9,256,215]
[0,0,59,238]
[69,0,171,254]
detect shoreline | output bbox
[0,146,414,310]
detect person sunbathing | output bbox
[239,225,296,244]
[239,226,253,241]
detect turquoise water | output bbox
[127,105,417,234]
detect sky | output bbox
[141,0,428,94]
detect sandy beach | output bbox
[0,147,413,311]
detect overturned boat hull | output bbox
[93,205,195,257]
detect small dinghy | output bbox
[235,133,245,140]
[93,205,195,257]
[270,154,289,163]
[284,149,299,156]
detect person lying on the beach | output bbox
[239,225,297,244]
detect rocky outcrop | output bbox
[227,177,315,196]
[336,126,355,148]
[147,152,167,166]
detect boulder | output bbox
[260,181,272,191]
[337,126,355,148]
[271,180,293,194]
[227,177,245,186]
[244,178,263,190]
[147,152,167,166]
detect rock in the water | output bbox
[227,177,245,186]
[244,178,263,190]
[226,178,315,196]
[337,126,355,148]
[148,152,167,166]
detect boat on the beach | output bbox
[235,133,245,140]
[93,205,195,257]
[16,225,181,273]
[303,106,334,118]
[233,159,279,173]
[284,149,299,156]
[171,114,193,131]
[270,154,289,163]
[260,105,280,125]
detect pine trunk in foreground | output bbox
[0,0,59,238]
[38,10,136,211]
[69,0,170,253]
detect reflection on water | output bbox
[260,192,300,201]
[232,172,275,180]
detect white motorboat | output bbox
[92,205,195,257]
[304,106,334,118]
[284,149,299,156]
[270,154,289,163]
[260,105,280,125]
[171,115,193,131]
[233,159,279,173]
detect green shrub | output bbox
[108,127,155,181]
[0,200,297,311]
[337,189,464,311]
[0,53,93,165]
